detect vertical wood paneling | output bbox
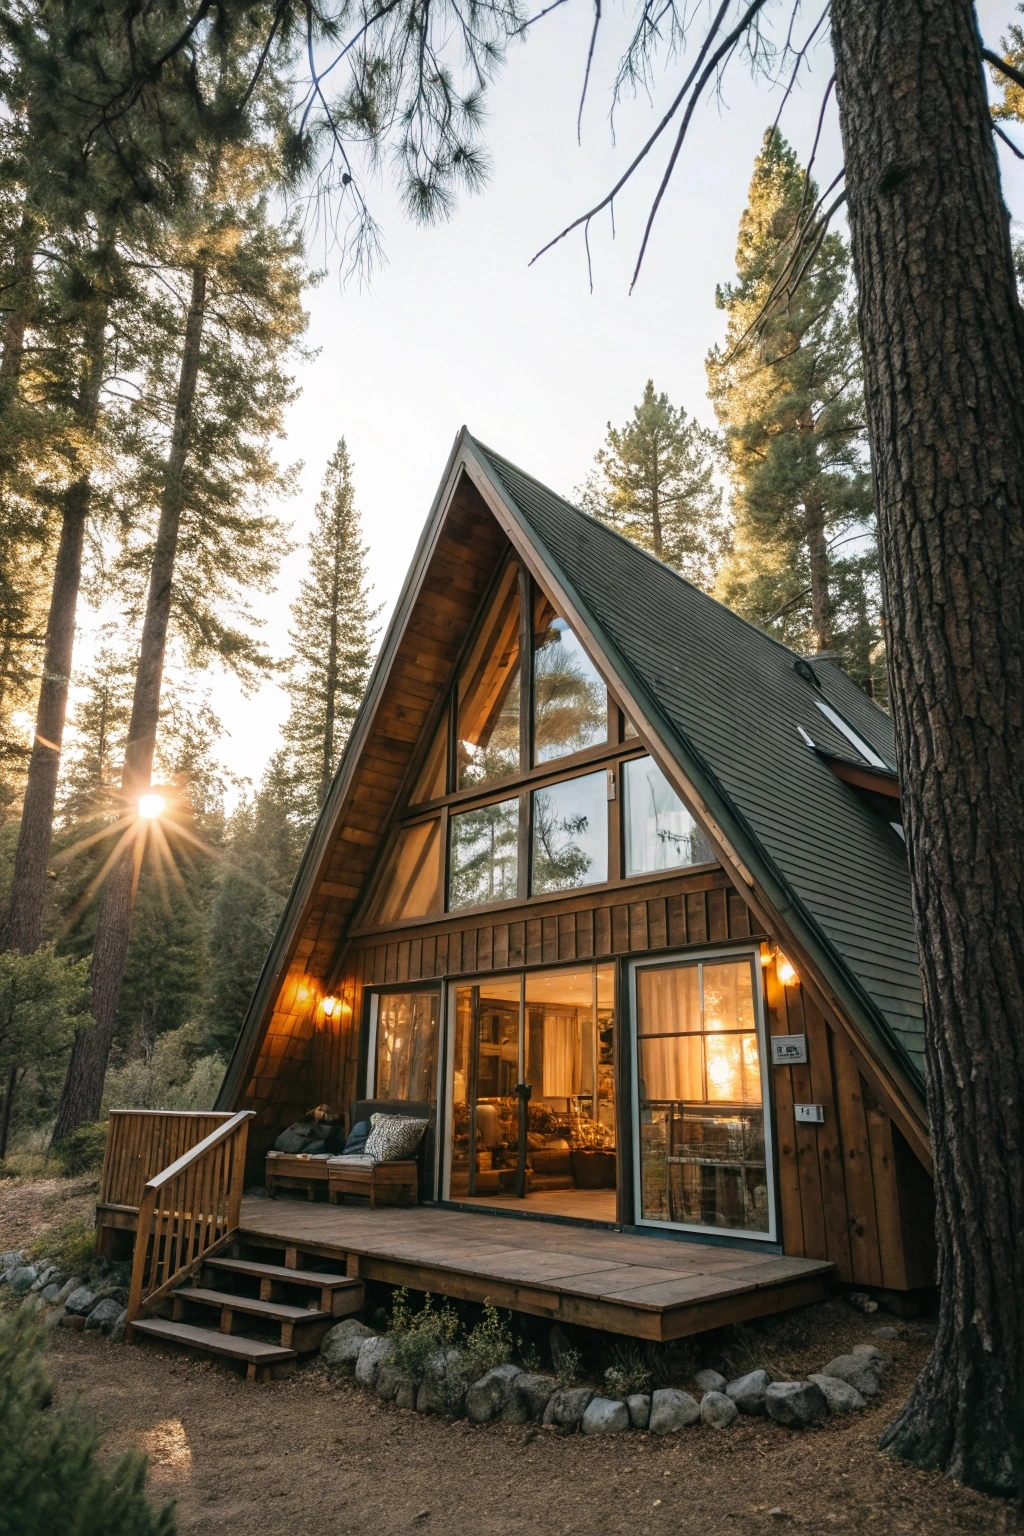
[830,1029,884,1287]
[575,909,594,959]
[864,1089,909,1290]
[667,894,687,947]
[477,925,493,972]
[727,889,751,938]
[803,999,853,1279]
[493,925,509,971]
[707,887,728,942]
[629,901,648,951]
[611,905,629,952]
[509,921,526,967]
[526,919,542,965]
[685,892,708,945]
[558,913,576,961]
[595,907,612,955]
[648,897,667,950]
[764,968,805,1257]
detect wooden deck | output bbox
[238,1197,832,1342]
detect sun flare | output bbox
[138,793,166,820]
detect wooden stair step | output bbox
[207,1257,357,1290]
[132,1316,297,1364]
[173,1287,331,1323]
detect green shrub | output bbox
[465,1303,514,1376]
[603,1344,652,1398]
[50,1121,108,1178]
[28,1215,96,1276]
[0,1309,175,1536]
[387,1290,461,1385]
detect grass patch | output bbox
[28,1214,96,1276]
[50,1122,108,1178]
[0,1150,55,1182]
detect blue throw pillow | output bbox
[344,1119,371,1154]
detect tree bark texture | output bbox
[0,1062,18,1160]
[2,305,107,956]
[803,494,831,651]
[832,0,1024,1498]
[54,265,207,1138]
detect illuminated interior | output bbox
[448,964,616,1219]
[635,955,771,1234]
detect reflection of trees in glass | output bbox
[624,757,714,873]
[533,615,607,762]
[448,798,519,909]
[457,563,521,789]
[532,773,608,893]
[457,665,520,787]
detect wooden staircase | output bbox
[131,1235,365,1382]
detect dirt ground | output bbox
[3,1174,1017,1536]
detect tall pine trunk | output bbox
[803,494,830,650]
[832,0,1024,1498]
[2,302,107,955]
[53,265,207,1138]
[319,565,339,810]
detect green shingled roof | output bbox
[472,438,925,1091]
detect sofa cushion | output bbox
[364,1113,428,1164]
[344,1119,371,1154]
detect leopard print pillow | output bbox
[363,1113,428,1163]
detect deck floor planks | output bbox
[239,1198,831,1340]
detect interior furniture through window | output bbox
[448,965,615,1216]
[633,953,773,1237]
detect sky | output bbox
[66,0,1024,805]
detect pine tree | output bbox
[202,753,308,1059]
[53,132,307,1137]
[281,440,378,826]
[576,381,725,588]
[706,130,879,685]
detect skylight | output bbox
[814,700,891,770]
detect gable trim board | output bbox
[218,428,929,1174]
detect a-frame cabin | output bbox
[207,429,934,1341]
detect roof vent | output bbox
[793,657,822,689]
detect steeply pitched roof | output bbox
[219,427,925,1126]
[470,438,925,1089]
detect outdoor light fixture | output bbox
[777,956,798,986]
[138,793,165,820]
[322,996,340,1018]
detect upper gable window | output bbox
[364,817,443,925]
[533,592,608,764]
[622,756,714,875]
[456,562,522,791]
[532,769,609,894]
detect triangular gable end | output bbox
[219,431,927,1173]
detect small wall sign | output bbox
[795,1103,825,1125]
[771,1033,808,1065]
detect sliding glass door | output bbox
[630,950,775,1239]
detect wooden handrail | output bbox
[99,1110,235,1211]
[126,1110,253,1326]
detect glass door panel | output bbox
[372,990,441,1103]
[450,976,525,1198]
[524,966,616,1195]
[634,955,773,1236]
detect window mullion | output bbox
[519,563,533,773]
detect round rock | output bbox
[354,1334,395,1389]
[109,1310,128,1344]
[808,1374,867,1414]
[542,1387,595,1429]
[321,1318,377,1366]
[726,1369,769,1415]
[626,1393,651,1430]
[465,1364,523,1425]
[55,1276,84,1306]
[504,1372,557,1423]
[694,1368,727,1394]
[765,1381,828,1429]
[63,1286,96,1317]
[818,1354,881,1398]
[700,1390,739,1429]
[8,1266,39,1296]
[582,1397,630,1434]
[649,1388,700,1434]
[85,1298,123,1333]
